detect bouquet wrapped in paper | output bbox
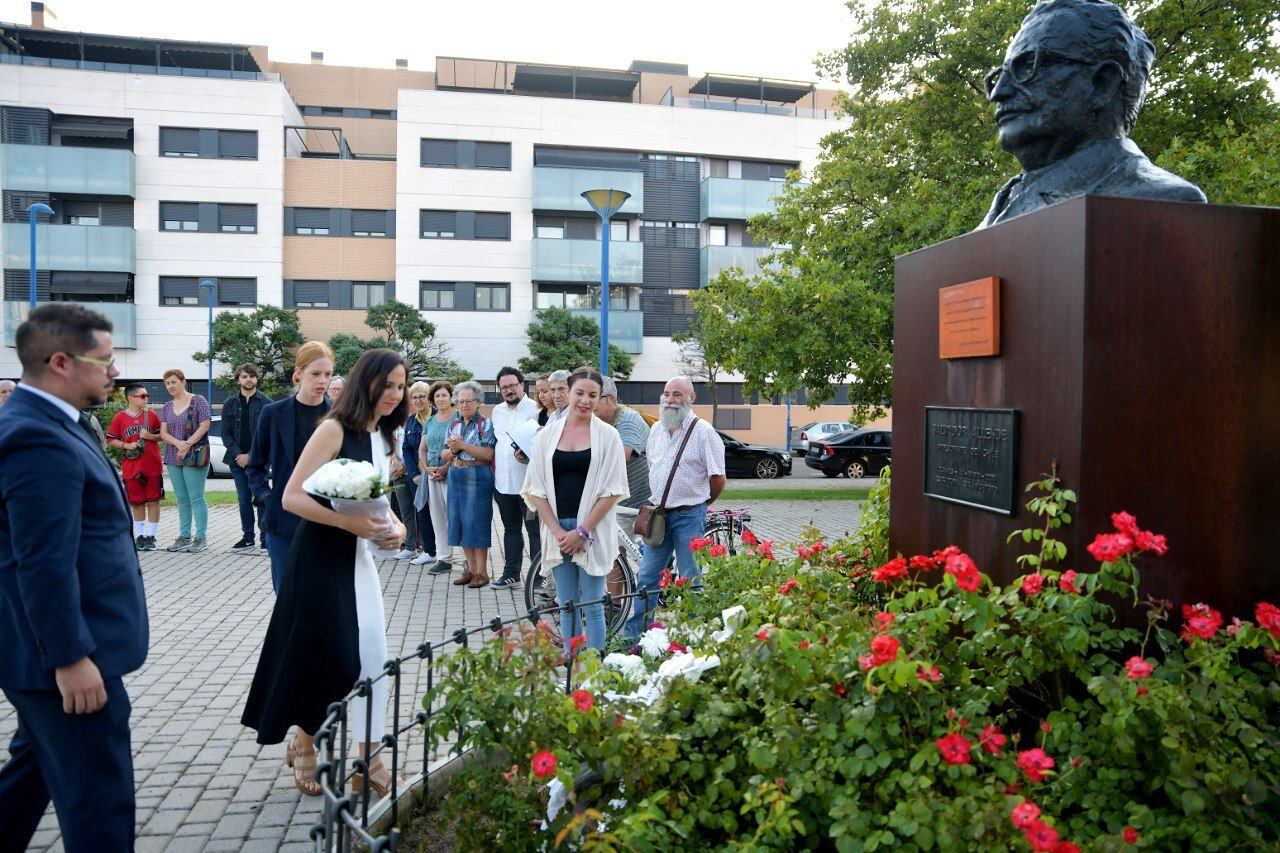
[302,458,398,558]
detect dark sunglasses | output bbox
[129,392,149,399]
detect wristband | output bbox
[575,524,593,544]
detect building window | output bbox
[475,284,509,311]
[218,204,257,233]
[159,276,201,306]
[288,280,331,308]
[159,277,256,306]
[536,284,638,311]
[708,224,727,246]
[160,127,258,159]
[352,282,387,309]
[159,127,199,157]
[536,224,564,239]
[610,219,628,241]
[420,283,456,310]
[473,212,510,240]
[421,139,511,170]
[420,210,456,239]
[420,281,509,311]
[292,208,331,236]
[215,278,258,306]
[351,210,388,237]
[159,202,199,232]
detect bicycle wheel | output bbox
[708,514,744,555]
[605,551,636,639]
[523,560,562,643]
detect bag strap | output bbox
[657,418,699,509]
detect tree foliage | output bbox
[191,305,305,396]
[517,306,634,379]
[693,0,1280,421]
[328,301,471,382]
[673,305,734,423]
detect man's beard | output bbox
[660,401,691,430]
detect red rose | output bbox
[648,620,665,629]
[1024,819,1061,852]
[571,689,594,712]
[531,749,558,778]
[1054,843,1081,853]
[658,567,673,590]
[1181,603,1223,641]
[799,640,810,649]
[1265,648,1280,668]
[755,539,777,560]
[1256,601,1280,639]
[1136,686,1148,696]
[858,634,900,670]
[1111,511,1140,537]
[917,664,942,683]
[778,578,799,596]
[935,732,972,765]
[833,681,848,697]
[1010,800,1041,829]
[1124,656,1153,681]
[871,557,909,584]
[708,544,727,558]
[874,611,895,631]
[1086,532,1134,563]
[1134,529,1168,555]
[569,634,586,653]
[944,551,982,592]
[1040,721,1052,733]
[756,627,771,641]
[1017,748,1055,782]
[674,576,690,588]
[980,724,1006,755]
[741,527,758,546]
[688,536,712,551]
[667,641,687,654]
[909,553,940,572]
[1021,573,1045,595]
[1058,570,1080,594]
[811,541,828,553]
[1123,827,1139,844]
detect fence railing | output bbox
[310,588,651,851]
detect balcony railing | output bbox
[3,300,136,348]
[699,244,778,286]
[700,177,792,221]
[0,143,135,196]
[2,223,136,273]
[531,238,643,284]
[566,308,644,354]
[532,167,644,214]
[0,52,279,81]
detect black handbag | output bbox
[180,402,210,468]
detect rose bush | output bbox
[415,473,1280,850]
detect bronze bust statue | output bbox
[978,0,1205,229]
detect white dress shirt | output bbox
[490,394,538,495]
[16,384,80,422]
[646,412,726,508]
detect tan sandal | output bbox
[289,739,322,797]
[350,759,404,799]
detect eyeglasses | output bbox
[44,353,116,370]
[411,394,427,399]
[129,392,149,399]
[984,47,1102,97]
[498,383,521,391]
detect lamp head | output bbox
[199,278,216,289]
[27,202,54,216]
[581,188,631,219]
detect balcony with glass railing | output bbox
[0,143,136,196]
[699,177,792,221]
[3,300,136,348]
[564,308,644,354]
[699,244,778,286]
[533,167,644,214]
[3,223,136,272]
[531,238,643,284]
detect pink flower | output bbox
[648,620,666,630]
[1021,573,1045,595]
[944,551,982,592]
[1134,529,1168,555]
[1017,748,1055,783]
[1086,532,1134,563]
[1058,570,1079,594]
[1256,601,1280,639]
[1053,842,1081,853]
[1010,800,1041,829]
[1124,656,1153,681]
[1111,511,1140,538]
[909,554,940,572]
[871,557,909,584]
[1181,603,1223,641]
[979,724,1007,755]
[688,536,713,551]
[858,634,900,670]
[571,690,594,712]
[934,732,972,765]
[873,611,895,631]
[1123,827,1139,844]
[1024,820,1060,852]
[531,749,558,778]
[917,665,942,682]
[707,544,727,558]
[778,578,799,596]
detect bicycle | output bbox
[705,507,754,556]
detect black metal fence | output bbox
[309,588,651,852]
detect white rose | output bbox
[638,627,670,659]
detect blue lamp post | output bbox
[26,202,55,309]
[580,188,631,376]
[200,278,217,400]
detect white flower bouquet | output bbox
[302,459,397,557]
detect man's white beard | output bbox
[660,402,691,430]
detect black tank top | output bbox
[553,447,592,519]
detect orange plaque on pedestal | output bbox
[939,277,1001,359]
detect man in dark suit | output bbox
[0,303,149,852]
[221,362,269,554]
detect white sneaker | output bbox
[410,553,437,566]
[392,549,417,560]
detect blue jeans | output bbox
[265,531,293,594]
[553,518,606,655]
[229,463,264,541]
[166,464,209,538]
[625,502,706,640]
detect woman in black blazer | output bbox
[246,341,334,592]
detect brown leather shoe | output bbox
[452,572,474,586]
[468,576,490,589]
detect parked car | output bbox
[790,421,855,455]
[719,430,793,479]
[207,416,230,478]
[804,428,892,479]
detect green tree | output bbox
[673,305,733,425]
[328,301,471,382]
[191,305,305,396]
[517,306,634,379]
[696,0,1280,420]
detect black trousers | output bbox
[0,677,135,853]
[493,491,540,580]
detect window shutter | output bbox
[218,204,256,228]
[3,191,51,222]
[420,210,456,234]
[420,139,458,167]
[63,201,100,219]
[565,218,595,240]
[160,127,199,155]
[4,269,50,300]
[218,130,257,159]
[741,161,769,180]
[160,277,199,300]
[52,271,129,296]
[1,107,52,145]
[99,201,134,227]
[474,141,511,169]
[352,209,388,233]
[216,278,257,305]
[473,212,510,240]
[768,162,792,179]
[160,202,199,221]
[292,280,330,303]
[293,208,331,229]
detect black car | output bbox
[719,431,793,479]
[804,428,892,479]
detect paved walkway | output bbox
[1,498,862,851]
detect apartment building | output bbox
[0,3,862,443]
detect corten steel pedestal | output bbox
[890,195,1280,618]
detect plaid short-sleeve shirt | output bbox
[646,413,725,507]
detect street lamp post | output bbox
[26,202,55,309]
[200,278,217,401]
[580,189,631,376]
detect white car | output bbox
[790,421,854,456]
[207,416,230,477]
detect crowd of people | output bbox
[0,303,728,849]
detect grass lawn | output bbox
[162,491,241,507]
[718,487,870,502]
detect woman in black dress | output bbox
[242,349,408,797]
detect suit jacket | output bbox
[220,390,268,465]
[0,389,149,690]
[246,395,330,540]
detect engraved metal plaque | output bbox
[923,407,1019,515]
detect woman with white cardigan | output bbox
[522,368,629,654]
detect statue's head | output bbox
[987,0,1154,169]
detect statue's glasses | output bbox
[984,47,1100,97]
